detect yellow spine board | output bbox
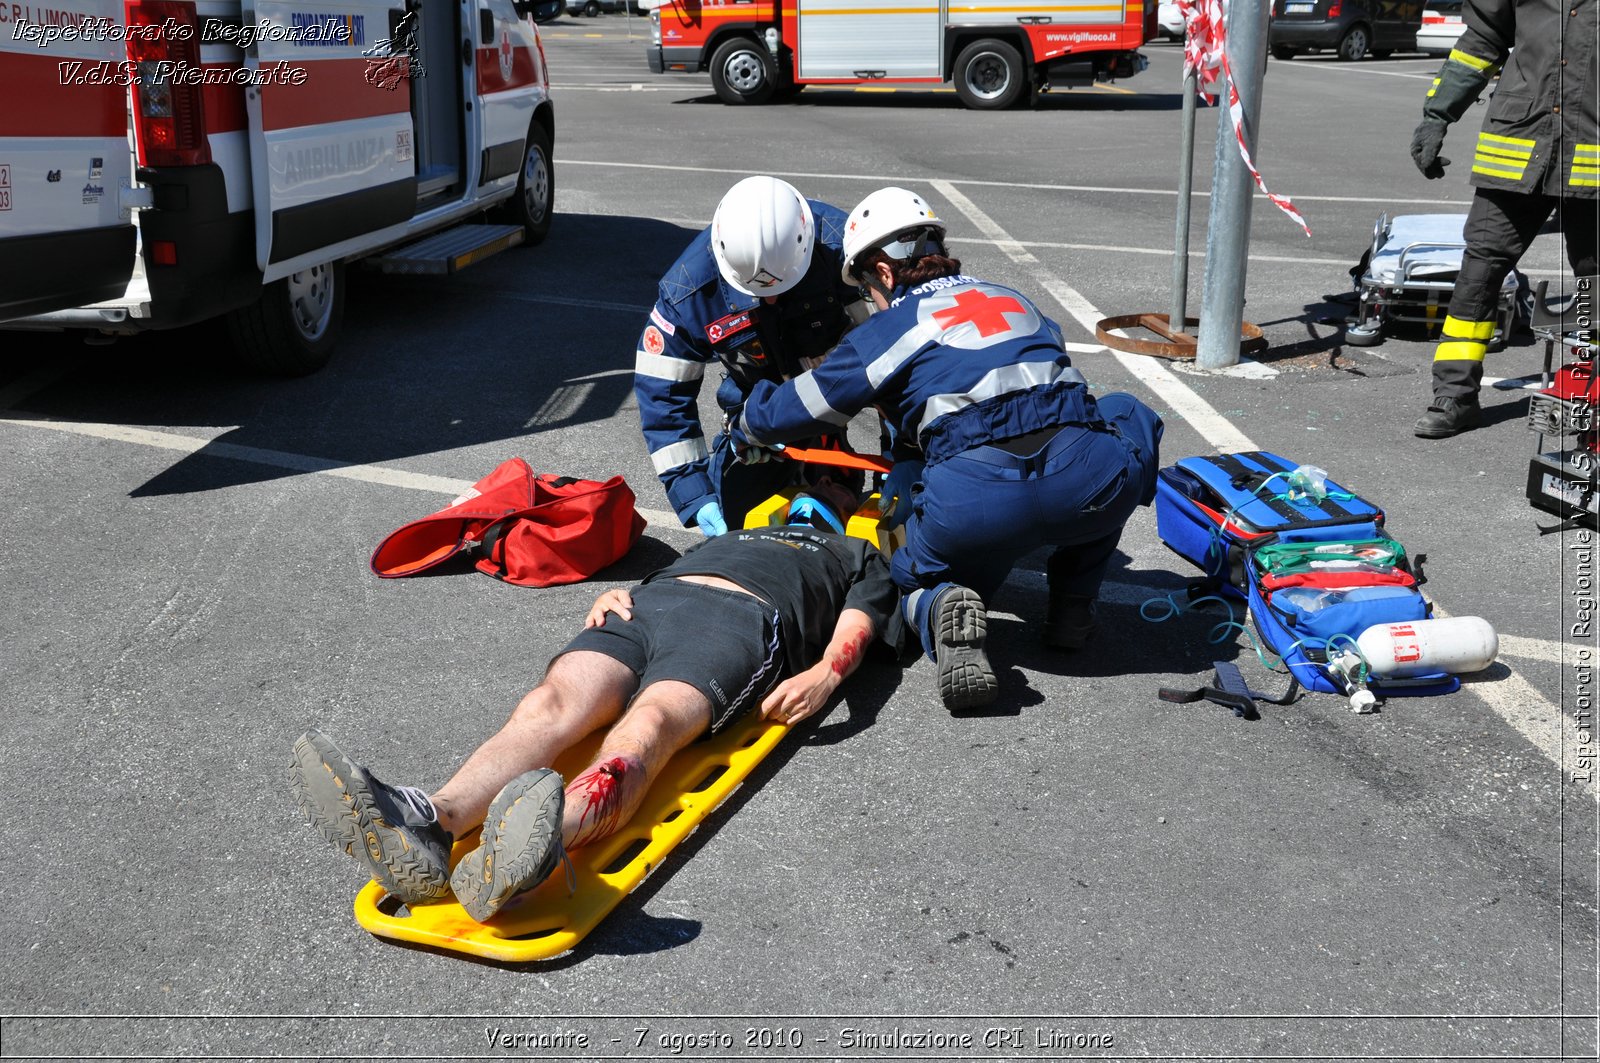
[354,488,896,963]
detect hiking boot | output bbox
[1413,396,1482,438]
[1044,594,1098,650]
[451,768,569,923]
[932,584,998,710]
[289,729,452,905]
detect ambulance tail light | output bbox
[125,0,211,167]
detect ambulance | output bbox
[0,0,555,373]
[644,0,1153,110]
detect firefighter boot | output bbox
[1414,316,1490,439]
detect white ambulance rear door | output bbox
[0,0,138,320]
[238,0,416,281]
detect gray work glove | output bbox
[1410,118,1450,180]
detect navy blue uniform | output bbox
[633,200,863,528]
[732,273,1163,657]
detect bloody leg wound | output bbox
[566,756,638,848]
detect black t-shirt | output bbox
[643,528,898,675]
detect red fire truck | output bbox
[644,0,1153,109]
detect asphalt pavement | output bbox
[1,16,1595,1062]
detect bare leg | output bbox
[429,650,637,837]
[561,680,714,850]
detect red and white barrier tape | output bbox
[1177,0,1311,236]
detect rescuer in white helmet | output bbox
[633,176,868,538]
[731,186,1164,711]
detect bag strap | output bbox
[1158,660,1302,721]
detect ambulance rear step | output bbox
[368,223,525,275]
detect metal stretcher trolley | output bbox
[1524,277,1598,525]
[1344,213,1519,348]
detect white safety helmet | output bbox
[710,176,816,298]
[840,186,946,285]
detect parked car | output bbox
[1268,0,1424,61]
[514,0,562,21]
[1157,0,1185,39]
[1415,0,1466,54]
[566,0,626,13]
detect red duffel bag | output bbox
[371,458,646,587]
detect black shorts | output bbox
[557,580,784,734]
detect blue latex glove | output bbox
[880,459,924,530]
[695,499,728,537]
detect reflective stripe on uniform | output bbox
[916,360,1088,439]
[1446,47,1495,71]
[650,437,709,474]
[1442,315,1495,340]
[865,320,939,389]
[1479,132,1535,151]
[1434,315,1494,362]
[793,372,853,428]
[1473,132,1532,179]
[1573,144,1600,187]
[635,350,705,382]
[1435,341,1490,361]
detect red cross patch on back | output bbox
[932,288,1027,338]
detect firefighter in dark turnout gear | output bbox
[1408,0,1598,438]
[633,176,867,534]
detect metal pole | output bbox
[1195,0,1268,369]
[1169,68,1198,336]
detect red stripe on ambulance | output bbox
[0,51,124,136]
[257,56,408,130]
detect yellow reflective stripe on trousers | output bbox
[1436,341,1489,361]
[1442,316,1495,341]
[1435,317,1493,361]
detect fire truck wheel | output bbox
[499,120,554,245]
[226,260,345,376]
[710,37,777,104]
[954,38,1025,110]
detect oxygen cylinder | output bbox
[1354,617,1499,678]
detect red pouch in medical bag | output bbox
[371,458,645,587]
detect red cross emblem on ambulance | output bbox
[499,28,515,82]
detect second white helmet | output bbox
[711,176,816,298]
[840,187,945,284]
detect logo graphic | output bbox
[642,325,665,356]
[747,268,782,289]
[363,9,423,89]
[931,288,1027,338]
[498,26,514,82]
[705,309,752,344]
[46,170,61,182]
